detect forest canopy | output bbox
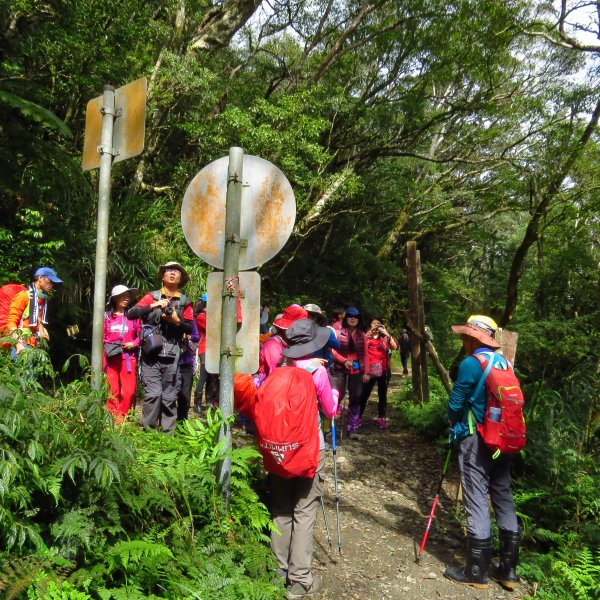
[0,1,599,598]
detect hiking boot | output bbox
[489,529,520,590]
[347,430,360,440]
[444,536,491,589]
[286,575,322,599]
[376,417,388,429]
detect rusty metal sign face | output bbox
[181,155,296,270]
[205,271,260,374]
[82,77,147,171]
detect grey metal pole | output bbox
[217,146,244,506]
[91,85,116,389]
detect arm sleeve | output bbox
[331,347,345,364]
[328,327,340,350]
[313,366,339,418]
[448,356,481,424]
[190,318,200,343]
[126,293,154,320]
[361,332,370,373]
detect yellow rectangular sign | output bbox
[82,77,147,171]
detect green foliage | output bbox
[0,350,282,598]
[392,375,449,440]
[520,547,600,600]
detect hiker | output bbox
[399,328,411,376]
[6,267,62,358]
[103,285,141,423]
[330,306,370,437]
[256,304,307,382]
[359,318,397,429]
[444,315,520,590]
[330,307,345,332]
[177,316,200,421]
[236,318,338,599]
[5,267,63,357]
[192,294,219,413]
[127,261,193,433]
[303,303,339,365]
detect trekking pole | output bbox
[330,416,342,553]
[320,496,332,549]
[339,390,346,442]
[416,446,452,563]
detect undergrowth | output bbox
[0,347,283,599]
[393,365,599,600]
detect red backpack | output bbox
[0,283,27,332]
[254,365,320,479]
[473,352,526,457]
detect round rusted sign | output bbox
[181,154,296,270]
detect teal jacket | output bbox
[448,348,508,443]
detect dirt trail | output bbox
[311,373,530,600]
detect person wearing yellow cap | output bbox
[444,315,520,590]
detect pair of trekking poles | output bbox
[320,417,342,554]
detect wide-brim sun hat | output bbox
[303,303,324,316]
[282,318,331,358]
[451,314,501,349]
[157,261,189,286]
[107,285,137,305]
[273,305,308,329]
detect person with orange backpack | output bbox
[2,267,62,358]
[444,315,522,591]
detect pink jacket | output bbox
[103,312,141,348]
[295,359,339,418]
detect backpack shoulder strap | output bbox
[469,352,496,404]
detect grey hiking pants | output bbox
[269,451,326,587]
[140,356,181,434]
[458,433,519,539]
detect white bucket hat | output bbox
[107,285,137,305]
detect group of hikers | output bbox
[2,262,523,599]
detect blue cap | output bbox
[345,306,360,316]
[201,292,207,302]
[34,267,62,284]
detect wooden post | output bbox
[406,241,423,403]
[416,249,429,402]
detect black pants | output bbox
[359,375,388,418]
[177,363,193,421]
[193,352,219,409]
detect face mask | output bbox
[36,289,47,300]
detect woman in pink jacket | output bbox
[330,306,370,437]
[103,285,141,422]
[359,318,397,428]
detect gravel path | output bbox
[310,373,530,600]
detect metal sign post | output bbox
[90,86,116,387]
[82,78,146,388]
[181,150,296,504]
[217,147,244,503]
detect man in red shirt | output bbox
[128,261,193,433]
